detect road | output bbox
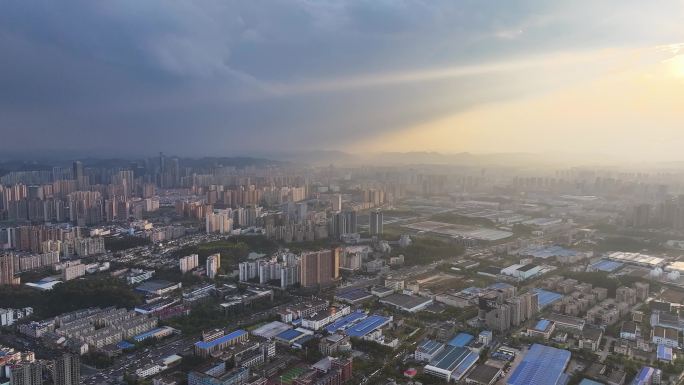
[497,345,527,385]
[82,336,195,385]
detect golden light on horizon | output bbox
[664,54,684,78]
[353,44,684,162]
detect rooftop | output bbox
[275,329,304,342]
[653,326,679,340]
[606,252,664,267]
[324,311,367,334]
[507,344,570,385]
[466,364,501,384]
[335,289,374,302]
[345,315,391,337]
[194,330,247,350]
[621,321,638,334]
[428,345,472,372]
[547,313,585,329]
[380,293,432,310]
[518,245,580,259]
[447,333,474,347]
[417,339,444,355]
[657,344,673,361]
[136,280,179,293]
[533,288,563,308]
[251,321,291,339]
[517,263,539,272]
[534,319,552,332]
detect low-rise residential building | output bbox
[652,326,680,349]
[620,321,640,341]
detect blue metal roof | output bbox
[325,311,367,334]
[534,319,551,331]
[428,345,471,371]
[657,345,673,361]
[590,259,623,272]
[519,245,579,259]
[276,329,303,342]
[452,351,479,380]
[533,288,563,308]
[633,367,656,385]
[117,341,135,350]
[507,344,571,385]
[133,327,165,342]
[447,333,474,347]
[194,329,247,350]
[345,315,390,337]
[417,339,444,355]
[489,282,515,290]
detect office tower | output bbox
[10,362,43,385]
[53,354,80,385]
[369,209,383,236]
[206,253,220,279]
[0,254,19,285]
[179,254,199,273]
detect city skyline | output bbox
[1,1,683,161]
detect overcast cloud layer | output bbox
[1,1,683,159]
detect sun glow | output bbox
[664,54,684,78]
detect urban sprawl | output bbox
[0,156,684,385]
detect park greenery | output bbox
[0,278,143,318]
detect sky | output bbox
[1,1,684,161]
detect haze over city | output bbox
[1,1,684,162]
[3,3,684,385]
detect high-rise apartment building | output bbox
[332,194,342,212]
[330,210,358,239]
[206,209,233,234]
[9,361,42,385]
[206,254,220,279]
[72,161,84,189]
[369,209,383,236]
[0,253,19,285]
[53,354,80,385]
[300,250,338,288]
[180,254,199,273]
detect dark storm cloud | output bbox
[0,0,682,157]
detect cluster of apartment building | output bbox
[475,284,540,332]
[239,249,341,289]
[19,307,158,354]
